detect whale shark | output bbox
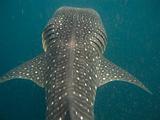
[0,7,151,120]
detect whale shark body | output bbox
[0,7,151,120]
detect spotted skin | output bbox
[0,7,151,120]
[0,53,46,87]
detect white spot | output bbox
[63,54,66,57]
[64,111,67,115]
[91,102,93,106]
[75,111,78,115]
[64,92,68,96]
[59,96,62,100]
[86,98,89,101]
[73,91,76,94]
[49,53,52,56]
[95,74,98,78]
[80,116,83,120]
[58,102,63,108]
[59,74,62,77]
[51,101,54,105]
[48,89,50,93]
[72,82,75,86]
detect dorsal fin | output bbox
[0,53,46,87]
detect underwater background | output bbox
[0,0,160,120]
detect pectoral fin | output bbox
[98,56,152,94]
[0,53,46,88]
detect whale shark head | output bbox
[42,7,107,54]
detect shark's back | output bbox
[43,7,104,120]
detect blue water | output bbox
[0,0,160,120]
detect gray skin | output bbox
[0,7,151,120]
